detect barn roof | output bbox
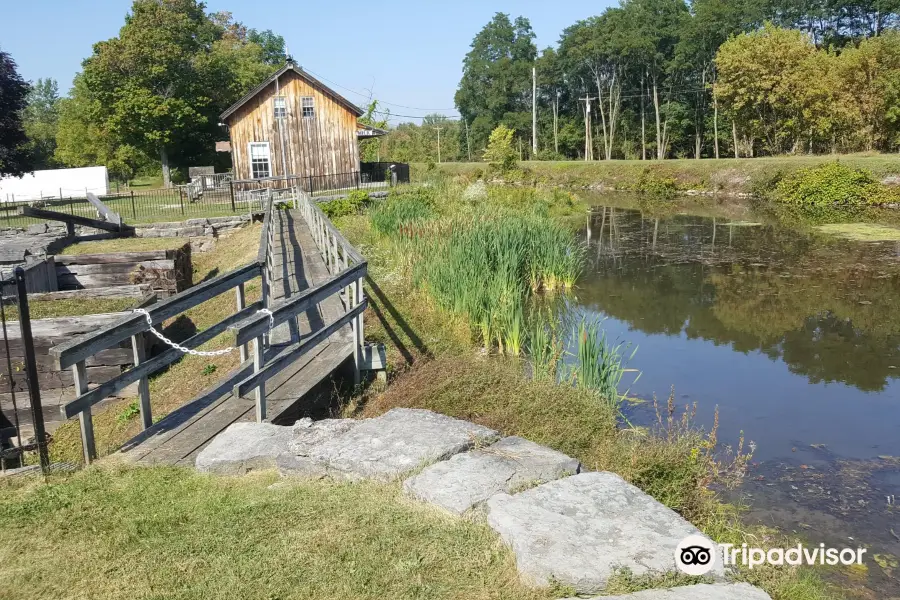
[219,62,364,122]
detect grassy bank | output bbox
[337,181,838,600]
[418,155,900,196]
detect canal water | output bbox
[572,200,900,594]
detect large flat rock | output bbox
[565,583,771,600]
[305,408,499,481]
[196,422,295,475]
[486,472,723,594]
[403,436,580,514]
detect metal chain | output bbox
[133,307,275,357]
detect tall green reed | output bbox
[568,317,639,413]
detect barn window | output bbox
[301,96,315,118]
[273,96,287,119]
[249,142,271,179]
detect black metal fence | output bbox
[0,162,412,229]
[0,268,50,474]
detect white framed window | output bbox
[273,96,287,119]
[301,96,315,118]
[249,142,271,179]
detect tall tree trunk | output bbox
[652,76,663,160]
[732,121,739,159]
[160,147,171,188]
[713,94,720,159]
[553,95,559,154]
[595,75,610,161]
[641,74,647,161]
[607,73,621,161]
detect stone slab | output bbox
[306,408,499,481]
[403,436,580,514]
[195,422,293,475]
[486,471,723,594]
[564,583,771,600]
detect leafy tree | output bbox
[358,100,390,162]
[714,24,821,155]
[247,29,287,65]
[483,124,518,171]
[23,78,60,169]
[0,50,32,177]
[455,13,537,155]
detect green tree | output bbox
[23,78,60,170]
[714,24,821,155]
[483,124,518,171]
[358,100,390,162]
[0,50,32,177]
[455,13,537,155]
[247,29,287,65]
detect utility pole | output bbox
[434,126,444,163]
[582,95,596,161]
[532,66,538,158]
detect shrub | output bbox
[483,125,518,172]
[774,162,886,217]
[535,149,566,161]
[637,168,678,200]
[321,190,371,219]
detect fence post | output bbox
[178,188,185,215]
[13,268,50,474]
[229,181,236,212]
[131,332,152,430]
[253,335,266,422]
[72,360,96,464]
[130,191,137,220]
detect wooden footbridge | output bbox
[49,184,384,465]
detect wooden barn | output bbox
[220,61,384,182]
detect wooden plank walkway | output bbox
[119,209,354,466]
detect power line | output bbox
[302,66,458,113]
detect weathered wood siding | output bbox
[0,313,141,417]
[227,70,360,181]
[54,246,192,297]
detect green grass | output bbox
[2,298,136,321]
[0,466,552,600]
[60,237,190,255]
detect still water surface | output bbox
[571,200,900,593]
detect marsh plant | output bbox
[568,317,639,413]
[527,309,564,381]
[370,186,586,355]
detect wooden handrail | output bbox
[232,299,367,397]
[51,262,260,370]
[61,301,262,418]
[231,261,366,346]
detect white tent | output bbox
[0,166,110,202]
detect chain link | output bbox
[133,307,276,357]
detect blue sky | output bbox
[2,0,613,124]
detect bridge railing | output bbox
[50,263,264,464]
[228,187,368,421]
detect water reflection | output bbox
[581,207,900,393]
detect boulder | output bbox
[306,408,499,481]
[403,436,580,514]
[486,472,723,594]
[195,422,294,475]
[563,583,771,600]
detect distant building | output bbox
[219,61,385,182]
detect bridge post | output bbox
[353,276,364,384]
[236,283,248,362]
[131,332,152,430]
[72,360,97,464]
[253,335,266,421]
